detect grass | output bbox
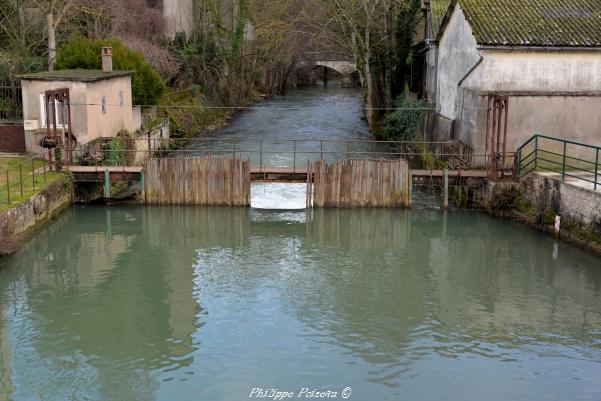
[0,157,63,212]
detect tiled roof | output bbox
[19,69,134,82]
[431,0,453,37]
[459,0,601,47]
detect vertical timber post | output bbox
[443,168,449,209]
[104,169,110,199]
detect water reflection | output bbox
[0,206,600,401]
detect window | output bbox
[101,96,107,114]
[39,94,68,128]
[119,91,124,107]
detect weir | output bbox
[62,137,497,208]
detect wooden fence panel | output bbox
[309,159,410,208]
[145,156,250,206]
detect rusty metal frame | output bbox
[44,88,74,169]
[485,94,509,178]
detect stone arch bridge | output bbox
[297,57,358,87]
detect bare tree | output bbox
[32,0,75,70]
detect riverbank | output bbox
[0,175,73,256]
[149,87,267,141]
[477,176,601,255]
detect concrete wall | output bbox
[163,0,194,38]
[436,4,481,119]
[458,94,601,158]
[505,95,601,151]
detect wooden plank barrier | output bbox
[309,159,410,208]
[145,156,250,206]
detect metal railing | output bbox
[0,85,23,123]
[0,156,50,207]
[516,134,601,190]
[65,138,487,172]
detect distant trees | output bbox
[0,0,423,129]
[317,0,422,130]
[56,36,165,105]
[0,0,47,83]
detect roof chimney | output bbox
[101,47,113,72]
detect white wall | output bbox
[436,4,481,119]
[480,51,601,92]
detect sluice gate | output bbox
[144,156,251,206]
[307,159,411,208]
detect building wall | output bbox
[436,5,601,156]
[163,0,194,38]
[21,77,140,154]
[480,51,601,92]
[85,76,138,143]
[436,4,481,119]
[506,95,601,151]
[21,80,88,154]
[424,43,438,105]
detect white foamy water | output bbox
[251,183,307,209]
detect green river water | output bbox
[0,206,600,401]
[1,88,601,401]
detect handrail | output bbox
[63,137,497,173]
[516,134,601,191]
[0,155,49,206]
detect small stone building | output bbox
[420,0,601,161]
[19,65,141,154]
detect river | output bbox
[1,87,601,401]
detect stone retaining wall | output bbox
[521,173,601,233]
[0,176,73,256]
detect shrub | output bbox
[382,94,429,141]
[104,137,126,166]
[56,36,165,105]
[488,185,521,213]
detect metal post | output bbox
[6,171,10,205]
[561,141,567,181]
[140,171,146,204]
[43,156,47,182]
[32,159,36,191]
[443,169,449,210]
[104,169,110,199]
[19,164,23,197]
[293,140,296,173]
[534,136,538,171]
[259,139,263,173]
[595,148,599,191]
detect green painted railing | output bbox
[516,134,600,191]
